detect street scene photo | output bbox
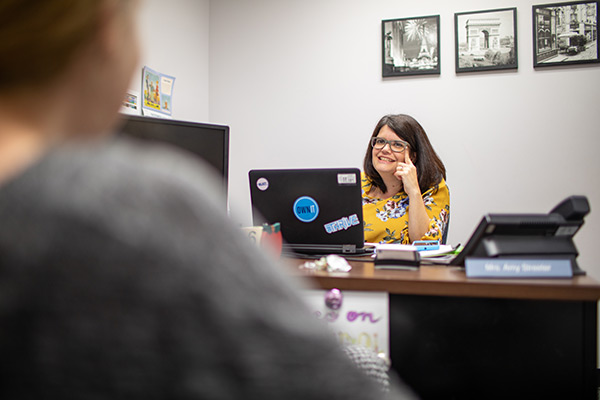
[534,1,598,66]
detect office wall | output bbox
[132,0,210,122]
[209,0,600,280]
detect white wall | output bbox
[209,0,600,280]
[132,0,210,122]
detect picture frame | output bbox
[382,15,440,77]
[454,8,518,73]
[533,1,598,67]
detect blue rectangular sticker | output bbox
[413,240,440,251]
[324,214,360,234]
[465,258,573,278]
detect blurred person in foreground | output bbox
[0,1,416,399]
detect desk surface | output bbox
[289,256,600,301]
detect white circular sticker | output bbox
[256,177,269,191]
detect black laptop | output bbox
[249,168,367,254]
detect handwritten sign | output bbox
[302,290,389,357]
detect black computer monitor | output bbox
[118,115,230,202]
[451,196,590,275]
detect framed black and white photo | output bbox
[382,15,440,77]
[455,8,518,73]
[533,1,598,67]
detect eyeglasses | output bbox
[371,137,409,153]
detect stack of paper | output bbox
[418,245,455,258]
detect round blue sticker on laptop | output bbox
[293,196,319,223]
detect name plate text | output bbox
[465,258,573,278]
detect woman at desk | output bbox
[362,114,449,244]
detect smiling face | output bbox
[371,125,408,177]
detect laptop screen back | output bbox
[249,168,365,254]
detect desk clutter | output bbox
[371,195,590,278]
[298,254,352,273]
[241,222,282,258]
[245,195,590,279]
[374,242,458,270]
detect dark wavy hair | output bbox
[363,114,446,194]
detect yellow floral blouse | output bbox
[361,172,450,244]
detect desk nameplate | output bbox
[465,258,573,278]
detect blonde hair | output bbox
[0,0,114,92]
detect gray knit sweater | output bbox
[0,137,415,399]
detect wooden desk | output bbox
[291,257,600,301]
[290,256,600,400]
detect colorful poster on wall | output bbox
[142,66,176,118]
